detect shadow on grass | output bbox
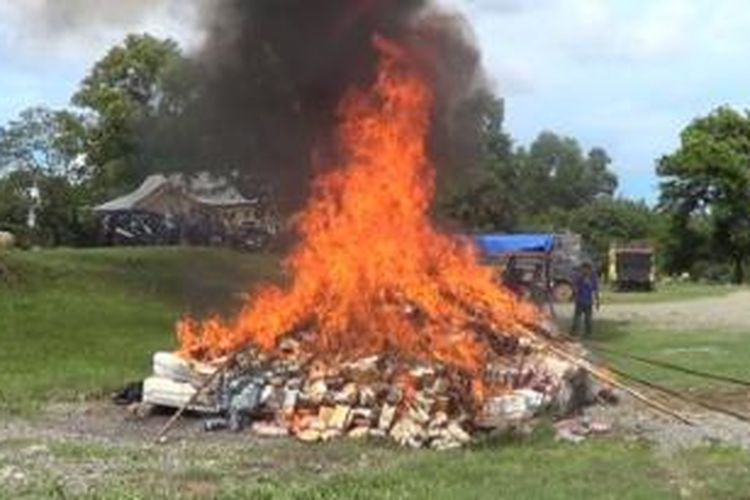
[589,319,637,344]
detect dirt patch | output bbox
[586,390,750,454]
[597,291,750,330]
[0,401,388,497]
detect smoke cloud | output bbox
[2,0,205,58]
[184,0,491,211]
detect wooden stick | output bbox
[545,343,695,426]
[152,353,237,445]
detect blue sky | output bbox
[3,0,750,202]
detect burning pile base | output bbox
[143,331,602,449]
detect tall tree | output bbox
[658,106,750,283]
[441,94,522,231]
[0,107,96,246]
[517,132,618,215]
[72,34,194,197]
[0,107,86,178]
[551,198,660,264]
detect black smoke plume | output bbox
[176,0,490,212]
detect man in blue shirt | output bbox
[570,262,600,338]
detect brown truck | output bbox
[608,242,655,291]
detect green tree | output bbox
[441,94,522,231]
[0,106,86,178]
[658,106,750,283]
[659,213,713,279]
[0,107,96,246]
[516,132,618,216]
[72,34,194,197]
[0,171,29,237]
[551,198,660,265]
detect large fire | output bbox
[178,37,539,386]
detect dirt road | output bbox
[559,290,750,330]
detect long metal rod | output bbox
[609,366,750,424]
[588,342,750,388]
[513,326,695,425]
[542,342,695,425]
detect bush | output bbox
[690,260,733,283]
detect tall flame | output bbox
[178,37,538,378]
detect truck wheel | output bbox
[553,281,574,303]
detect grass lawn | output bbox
[587,319,750,393]
[0,247,280,413]
[2,247,750,498]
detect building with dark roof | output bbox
[94,173,277,249]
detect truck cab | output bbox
[608,243,655,291]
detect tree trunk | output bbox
[733,256,745,284]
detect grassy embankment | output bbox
[0,247,280,413]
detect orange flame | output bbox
[178,37,538,379]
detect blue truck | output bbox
[473,233,586,303]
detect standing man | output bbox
[570,262,600,338]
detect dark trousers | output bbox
[571,302,593,338]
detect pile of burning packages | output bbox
[142,333,599,450]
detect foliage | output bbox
[0,106,86,177]
[515,132,618,215]
[72,33,195,198]
[547,198,660,265]
[444,111,621,235]
[441,94,522,231]
[658,106,750,283]
[0,170,97,247]
[659,213,711,279]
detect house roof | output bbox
[93,173,257,212]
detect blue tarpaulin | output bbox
[474,234,555,257]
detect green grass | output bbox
[0,247,280,413]
[4,432,750,499]
[601,281,743,304]
[586,320,750,393]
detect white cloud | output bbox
[0,0,204,63]
[561,0,695,62]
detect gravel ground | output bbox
[597,291,750,330]
[0,402,372,496]
[586,392,750,454]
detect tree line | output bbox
[0,34,748,283]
